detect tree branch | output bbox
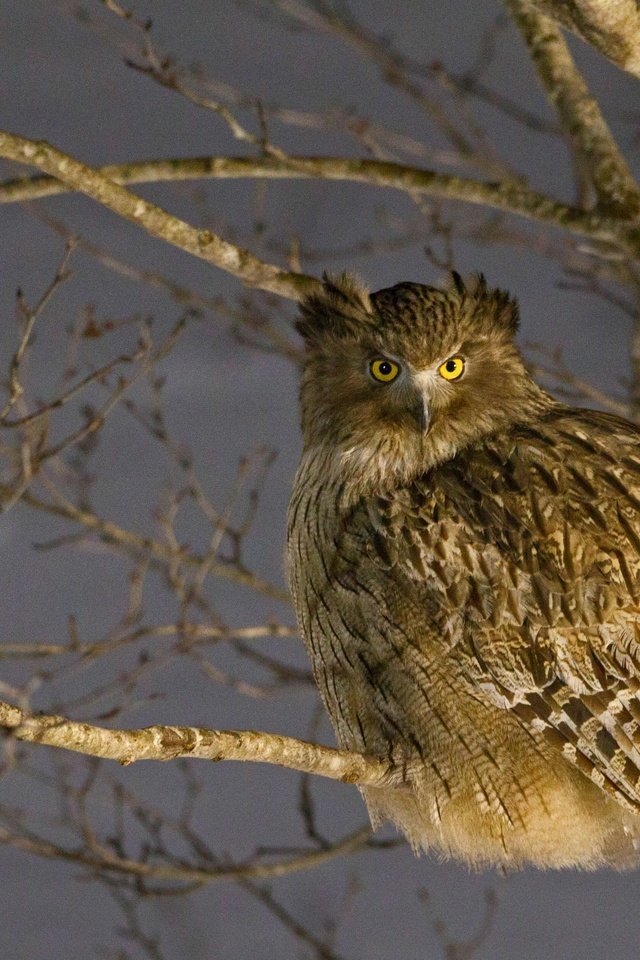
[2,150,640,255]
[0,822,375,885]
[504,0,640,219]
[0,699,394,787]
[0,130,317,301]
[20,485,289,602]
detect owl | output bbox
[287,272,640,870]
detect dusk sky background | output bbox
[1,2,640,958]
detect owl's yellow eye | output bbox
[370,358,400,383]
[438,356,465,381]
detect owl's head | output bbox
[295,272,549,493]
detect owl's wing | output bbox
[376,406,640,811]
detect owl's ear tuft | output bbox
[450,270,465,295]
[454,273,519,337]
[454,272,488,300]
[296,272,373,343]
[486,285,520,335]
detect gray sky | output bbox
[1,2,640,958]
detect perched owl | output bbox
[287,272,640,870]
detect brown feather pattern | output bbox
[288,273,640,868]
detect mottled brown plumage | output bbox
[287,272,640,869]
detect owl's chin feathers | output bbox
[338,433,432,498]
[309,393,547,501]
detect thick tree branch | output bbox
[504,0,640,218]
[0,131,317,301]
[532,0,640,77]
[0,699,394,787]
[2,151,640,256]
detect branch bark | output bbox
[0,699,394,788]
[3,150,640,256]
[532,0,640,77]
[504,0,640,218]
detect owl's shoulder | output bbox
[358,403,640,592]
[445,402,640,484]
[427,404,640,525]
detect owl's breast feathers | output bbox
[363,405,640,816]
[288,403,640,866]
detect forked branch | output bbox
[531,0,640,77]
[505,0,640,218]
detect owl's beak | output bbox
[412,393,430,434]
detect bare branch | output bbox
[20,482,289,601]
[419,886,499,960]
[0,820,374,885]
[265,0,507,179]
[0,242,75,420]
[0,622,299,660]
[238,877,348,960]
[504,0,640,218]
[2,152,640,255]
[0,699,394,787]
[527,352,630,416]
[0,130,317,300]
